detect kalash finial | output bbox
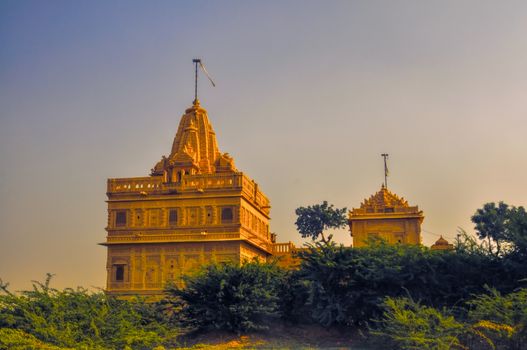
[192,58,216,105]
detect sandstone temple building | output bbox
[348,185,424,247]
[101,99,281,297]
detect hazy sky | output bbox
[2,1,527,291]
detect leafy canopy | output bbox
[295,201,347,244]
[472,202,527,257]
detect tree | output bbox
[471,202,510,256]
[294,201,347,244]
[506,206,527,258]
[471,202,527,257]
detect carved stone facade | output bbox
[348,185,424,247]
[101,100,275,297]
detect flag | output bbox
[199,61,216,87]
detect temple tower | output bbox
[101,99,273,297]
[348,185,424,247]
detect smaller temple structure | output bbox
[431,236,454,251]
[348,185,424,247]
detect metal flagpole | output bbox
[193,58,200,103]
[192,58,216,104]
[381,153,389,188]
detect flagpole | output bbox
[381,153,389,188]
[193,58,200,103]
[192,58,215,104]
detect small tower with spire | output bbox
[348,185,424,247]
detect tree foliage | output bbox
[295,201,347,244]
[472,202,527,258]
[472,202,511,256]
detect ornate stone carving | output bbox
[103,101,275,298]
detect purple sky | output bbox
[2,1,527,291]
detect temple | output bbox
[101,99,278,297]
[348,185,424,247]
[431,236,454,251]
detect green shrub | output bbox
[372,289,527,350]
[294,239,509,327]
[0,274,178,349]
[465,288,527,350]
[372,297,465,350]
[0,328,69,350]
[166,260,286,333]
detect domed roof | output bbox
[431,235,453,250]
[433,236,450,246]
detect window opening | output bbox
[169,209,178,225]
[116,211,127,226]
[115,265,125,281]
[221,207,233,223]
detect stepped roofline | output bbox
[350,185,424,218]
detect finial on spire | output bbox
[192,58,216,105]
[381,153,389,188]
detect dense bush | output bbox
[293,237,521,327]
[466,288,527,350]
[371,297,465,350]
[372,288,527,350]
[166,260,286,333]
[0,274,178,350]
[0,328,66,350]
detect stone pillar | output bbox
[106,267,111,291]
[160,247,166,286]
[130,248,135,290]
[200,206,206,225]
[141,247,146,290]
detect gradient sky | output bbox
[2,1,527,291]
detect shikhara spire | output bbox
[150,100,236,176]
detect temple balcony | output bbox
[107,172,270,213]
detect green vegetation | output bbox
[1,201,526,349]
[372,297,465,350]
[295,201,347,244]
[166,260,286,333]
[372,287,527,350]
[0,274,178,349]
